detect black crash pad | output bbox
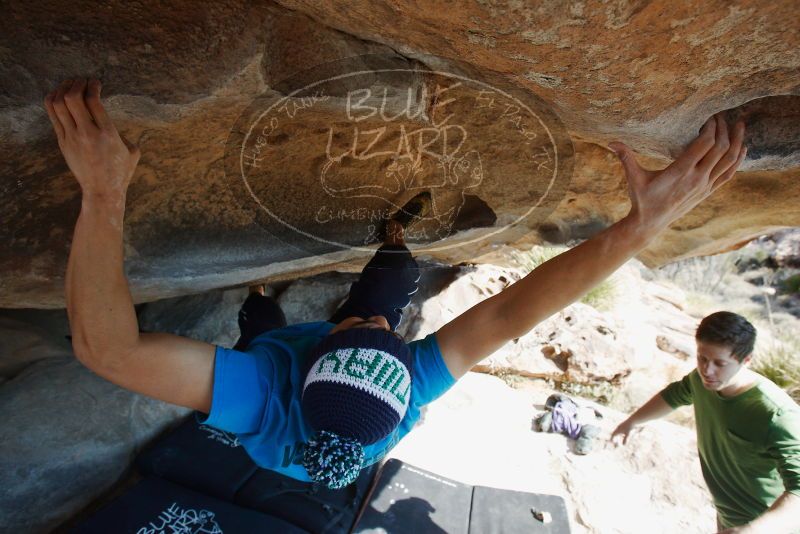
[469,485,570,534]
[71,476,306,534]
[353,459,473,533]
[136,415,258,502]
[352,459,571,534]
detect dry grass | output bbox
[657,251,743,295]
[555,379,616,405]
[581,279,618,312]
[752,336,800,403]
[511,245,567,272]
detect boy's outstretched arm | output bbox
[437,114,747,379]
[45,78,215,412]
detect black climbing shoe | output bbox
[377,191,432,241]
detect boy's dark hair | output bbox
[695,311,757,361]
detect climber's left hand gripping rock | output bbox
[44,78,140,200]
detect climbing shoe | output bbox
[377,191,432,242]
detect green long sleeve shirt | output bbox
[660,370,800,529]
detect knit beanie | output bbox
[302,327,412,489]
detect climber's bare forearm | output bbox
[437,215,654,378]
[500,214,653,338]
[67,193,139,366]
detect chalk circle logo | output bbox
[224,55,573,260]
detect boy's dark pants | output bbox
[234,244,420,350]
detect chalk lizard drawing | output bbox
[320,125,484,241]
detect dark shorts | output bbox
[234,244,419,350]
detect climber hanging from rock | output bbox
[46,77,748,491]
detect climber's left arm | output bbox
[46,78,216,413]
[436,114,747,379]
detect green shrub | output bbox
[556,379,615,405]
[684,291,719,317]
[511,245,567,273]
[657,251,743,294]
[752,337,800,403]
[580,279,618,311]
[779,273,800,295]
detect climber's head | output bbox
[694,311,756,391]
[301,322,412,489]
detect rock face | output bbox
[1,1,799,308]
[277,1,800,167]
[276,273,355,325]
[136,286,250,348]
[475,304,637,383]
[0,311,188,533]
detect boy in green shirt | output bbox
[613,311,800,533]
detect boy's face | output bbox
[695,340,750,391]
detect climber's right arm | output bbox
[437,114,746,380]
[46,78,215,413]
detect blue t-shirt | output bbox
[200,321,455,482]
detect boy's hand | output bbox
[609,112,746,239]
[44,78,140,200]
[611,419,636,445]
